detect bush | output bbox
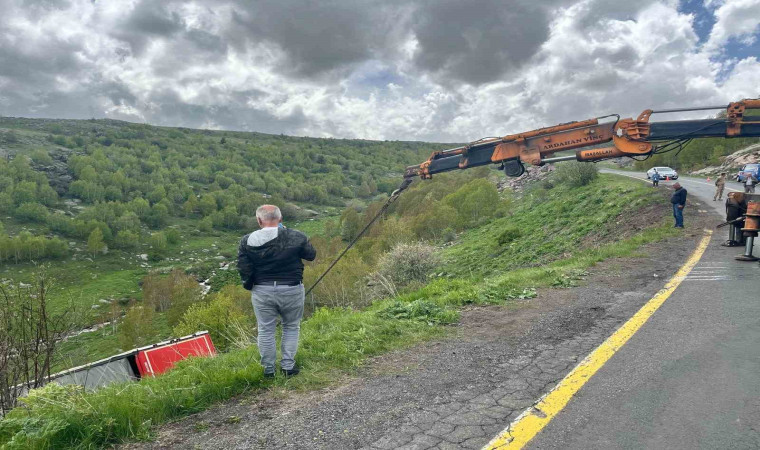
[443,178,503,229]
[142,270,202,324]
[29,150,53,165]
[411,203,457,240]
[173,291,252,352]
[497,226,522,246]
[376,242,439,288]
[113,230,139,249]
[118,304,156,350]
[15,203,48,223]
[377,299,458,324]
[148,232,167,261]
[554,162,598,187]
[165,228,181,245]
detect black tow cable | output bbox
[305,178,413,297]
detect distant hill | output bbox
[0,116,440,210]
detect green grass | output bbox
[441,174,661,278]
[399,222,676,310]
[0,174,678,449]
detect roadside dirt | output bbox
[124,205,717,450]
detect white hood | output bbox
[247,227,279,247]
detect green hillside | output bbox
[0,117,442,366]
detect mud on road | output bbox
[126,204,717,450]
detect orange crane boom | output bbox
[404,99,760,180]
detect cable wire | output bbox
[304,178,413,297]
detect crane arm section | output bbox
[404,99,760,180]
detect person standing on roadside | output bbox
[714,172,726,201]
[237,205,317,378]
[651,169,660,188]
[744,172,758,193]
[671,182,687,228]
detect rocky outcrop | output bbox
[31,148,74,195]
[689,143,760,176]
[497,164,555,192]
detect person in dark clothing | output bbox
[670,182,687,228]
[651,169,660,187]
[238,205,317,377]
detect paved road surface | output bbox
[601,169,746,217]
[526,171,760,449]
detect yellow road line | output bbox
[483,231,713,450]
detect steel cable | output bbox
[304,178,412,297]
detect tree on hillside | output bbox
[87,227,106,256]
[148,231,167,261]
[0,274,75,413]
[340,207,362,242]
[118,304,155,350]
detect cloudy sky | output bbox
[1,0,759,142]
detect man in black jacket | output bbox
[671,182,687,228]
[238,205,316,377]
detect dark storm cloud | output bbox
[217,0,567,85]
[110,1,185,56]
[225,0,398,78]
[409,0,565,85]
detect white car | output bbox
[647,167,678,180]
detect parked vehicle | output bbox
[646,167,678,180]
[736,164,760,182]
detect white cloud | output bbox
[0,0,758,141]
[704,0,760,52]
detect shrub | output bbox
[143,270,202,324]
[114,230,139,249]
[376,242,439,288]
[15,203,48,223]
[443,178,503,229]
[497,226,522,246]
[554,161,598,187]
[377,299,458,324]
[165,228,181,245]
[87,228,106,256]
[29,150,53,165]
[303,252,372,308]
[199,216,213,232]
[411,203,457,240]
[148,232,167,261]
[117,304,156,350]
[173,291,251,352]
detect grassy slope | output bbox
[0,175,678,449]
[441,174,662,278]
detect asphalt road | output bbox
[527,171,760,449]
[601,169,747,217]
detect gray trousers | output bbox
[251,284,305,372]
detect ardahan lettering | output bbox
[542,134,604,150]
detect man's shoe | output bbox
[282,366,300,377]
[263,371,276,379]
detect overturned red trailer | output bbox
[43,331,215,392]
